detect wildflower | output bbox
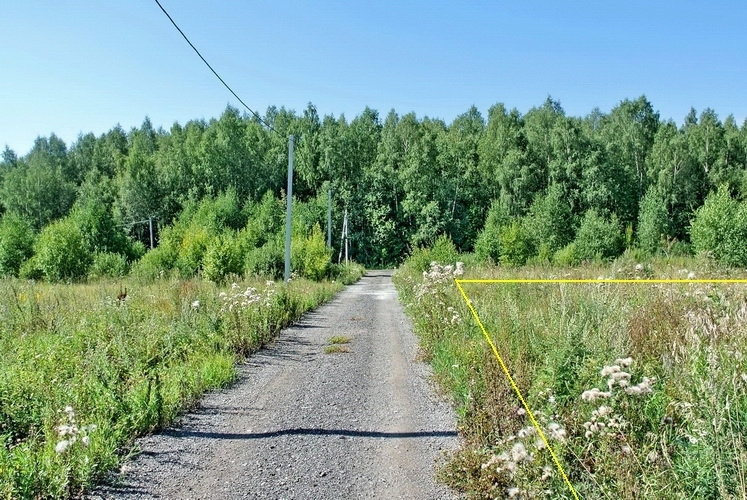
[517,426,535,439]
[614,357,633,368]
[507,487,521,497]
[581,388,612,402]
[191,300,200,310]
[541,465,553,481]
[55,440,71,454]
[511,442,529,462]
[646,450,659,463]
[688,271,696,280]
[600,365,621,377]
[266,280,275,286]
[81,436,90,447]
[547,422,567,441]
[517,407,526,416]
[635,263,644,272]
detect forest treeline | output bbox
[1,95,747,278]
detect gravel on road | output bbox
[87,271,459,499]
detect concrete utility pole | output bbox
[148,216,154,249]
[327,188,332,249]
[284,135,295,282]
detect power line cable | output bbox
[152,0,278,134]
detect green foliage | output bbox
[407,234,459,272]
[474,201,510,263]
[498,220,535,266]
[0,214,34,277]
[574,209,624,262]
[31,217,92,281]
[292,224,331,281]
[89,252,129,279]
[690,186,747,266]
[202,231,244,283]
[525,184,574,254]
[245,239,284,279]
[0,276,342,498]
[395,257,747,498]
[637,186,669,255]
[130,245,177,282]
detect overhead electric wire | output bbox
[152,0,278,134]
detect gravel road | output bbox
[87,271,459,499]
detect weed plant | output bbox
[0,275,343,498]
[394,256,747,498]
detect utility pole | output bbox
[327,187,332,249]
[148,216,154,249]
[284,135,295,282]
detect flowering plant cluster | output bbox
[219,281,276,313]
[54,405,96,455]
[481,407,567,498]
[414,262,464,326]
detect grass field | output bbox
[0,271,361,499]
[395,254,747,499]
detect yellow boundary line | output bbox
[454,277,747,499]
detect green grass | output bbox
[394,255,747,499]
[328,335,351,344]
[0,276,344,499]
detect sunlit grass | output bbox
[0,275,344,499]
[395,254,747,499]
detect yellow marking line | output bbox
[454,277,747,499]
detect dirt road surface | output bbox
[88,271,459,499]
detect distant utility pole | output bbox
[284,135,295,282]
[338,208,349,265]
[327,188,332,249]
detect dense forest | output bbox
[1,95,747,279]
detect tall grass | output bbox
[395,254,747,499]
[0,276,344,498]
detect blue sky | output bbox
[2,1,746,156]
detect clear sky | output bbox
[2,1,746,156]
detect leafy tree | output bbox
[598,96,660,224]
[646,121,705,239]
[1,156,76,230]
[525,184,574,255]
[474,200,511,263]
[637,186,669,254]
[0,214,34,276]
[30,217,92,281]
[574,209,624,261]
[498,220,534,266]
[690,186,747,266]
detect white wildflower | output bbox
[541,465,553,481]
[55,440,71,454]
[600,365,621,377]
[687,271,696,280]
[81,435,90,447]
[614,357,633,368]
[507,487,521,497]
[190,300,200,309]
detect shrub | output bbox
[0,214,34,277]
[407,234,459,272]
[474,201,510,263]
[245,239,284,279]
[89,252,129,279]
[574,209,624,262]
[130,244,177,281]
[202,232,245,283]
[553,242,579,266]
[690,186,747,266]
[525,185,574,254]
[637,186,669,255]
[32,217,92,281]
[292,224,331,281]
[498,220,534,266]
